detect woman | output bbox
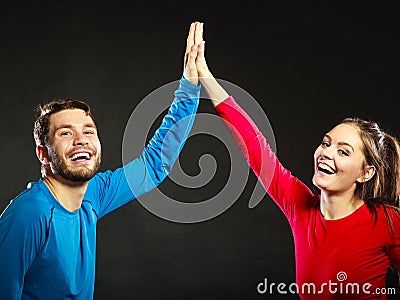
[187,22,400,299]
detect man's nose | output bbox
[73,132,89,146]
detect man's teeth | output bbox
[70,152,90,161]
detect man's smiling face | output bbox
[45,108,102,182]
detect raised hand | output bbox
[193,23,213,79]
[191,22,229,105]
[183,22,200,85]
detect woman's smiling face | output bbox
[312,123,369,196]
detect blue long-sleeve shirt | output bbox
[0,77,200,299]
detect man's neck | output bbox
[43,175,89,212]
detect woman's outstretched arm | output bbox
[191,23,316,221]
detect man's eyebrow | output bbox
[54,123,97,131]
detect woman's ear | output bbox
[357,165,376,183]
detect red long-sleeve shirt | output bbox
[215,96,400,299]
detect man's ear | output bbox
[36,145,50,165]
[357,165,376,183]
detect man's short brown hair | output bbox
[33,99,95,146]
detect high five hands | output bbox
[183,21,229,104]
[183,22,213,85]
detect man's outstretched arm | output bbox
[90,22,202,218]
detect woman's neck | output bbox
[320,191,364,220]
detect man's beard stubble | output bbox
[48,148,101,182]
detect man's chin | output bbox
[58,165,100,182]
[62,172,96,183]
[49,152,102,183]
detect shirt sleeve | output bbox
[89,76,200,218]
[0,195,48,299]
[214,96,316,222]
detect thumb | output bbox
[198,41,205,57]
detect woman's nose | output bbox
[319,146,334,159]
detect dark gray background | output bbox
[0,1,399,299]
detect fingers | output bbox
[194,22,203,45]
[196,41,212,79]
[184,23,194,69]
[183,43,199,85]
[183,21,204,84]
[184,21,203,69]
[186,21,203,54]
[185,22,196,55]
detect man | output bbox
[0,22,203,299]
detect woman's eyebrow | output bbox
[337,141,354,152]
[325,134,354,151]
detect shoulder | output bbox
[368,204,400,235]
[84,170,118,207]
[373,204,400,219]
[1,181,53,227]
[86,169,115,197]
[383,205,400,227]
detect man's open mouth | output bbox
[69,151,92,162]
